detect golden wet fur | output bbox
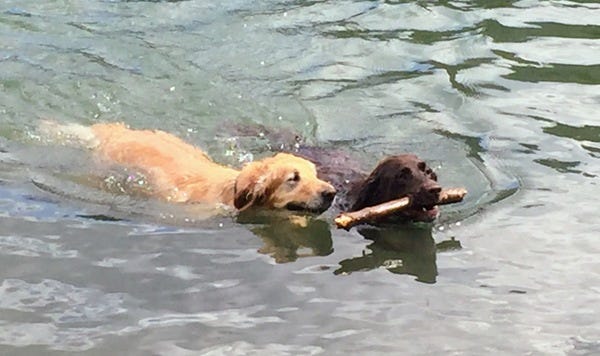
[55,123,336,212]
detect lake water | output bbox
[0,0,599,355]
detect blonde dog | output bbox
[42,122,336,213]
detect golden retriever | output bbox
[41,122,336,213]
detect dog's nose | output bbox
[423,180,441,194]
[321,187,337,202]
[429,186,442,195]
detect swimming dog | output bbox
[40,122,336,214]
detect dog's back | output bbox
[40,122,239,203]
[94,123,241,202]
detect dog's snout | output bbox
[423,180,441,195]
[412,183,442,207]
[321,187,337,202]
[428,186,442,195]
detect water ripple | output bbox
[196,341,323,356]
[0,279,127,325]
[138,305,283,329]
[0,235,78,258]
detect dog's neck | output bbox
[176,170,239,207]
[220,178,237,206]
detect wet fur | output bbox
[226,123,442,222]
[43,122,336,213]
[300,151,442,222]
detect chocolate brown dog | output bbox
[298,149,442,223]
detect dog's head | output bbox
[350,154,442,222]
[234,153,336,213]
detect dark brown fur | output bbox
[297,147,442,221]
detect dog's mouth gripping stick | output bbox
[334,188,467,230]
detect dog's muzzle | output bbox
[286,187,336,214]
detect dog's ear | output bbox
[350,174,380,211]
[233,162,271,210]
[350,156,413,211]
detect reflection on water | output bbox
[482,19,600,43]
[237,212,333,263]
[543,122,600,143]
[534,158,593,176]
[504,63,600,84]
[240,208,463,284]
[335,225,461,284]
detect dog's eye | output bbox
[287,171,300,183]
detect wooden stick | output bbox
[438,188,468,204]
[334,187,467,230]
